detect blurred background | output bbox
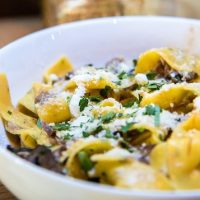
[0,0,200,47]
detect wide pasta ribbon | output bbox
[135,48,200,79]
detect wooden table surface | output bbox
[0,16,43,199]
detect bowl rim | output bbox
[1,16,200,198]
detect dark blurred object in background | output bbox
[0,0,42,47]
[0,0,40,17]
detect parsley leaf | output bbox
[100,86,112,98]
[143,105,161,126]
[146,72,156,80]
[64,133,72,140]
[101,112,116,123]
[147,81,165,91]
[123,99,136,108]
[37,119,42,129]
[66,96,71,103]
[105,129,113,138]
[95,125,103,133]
[82,131,90,138]
[79,96,89,112]
[89,96,102,102]
[114,80,122,85]
[121,122,134,133]
[118,71,128,80]
[154,106,161,126]
[78,151,93,172]
[53,122,70,131]
[143,105,156,115]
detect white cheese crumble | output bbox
[105,148,131,158]
[118,63,132,73]
[49,74,58,82]
[57,115,100,139]
[71,67,119,85]
[69,85,85,117]
[134,107,185,130]
[58,91,71,99]
[135,73,148,85]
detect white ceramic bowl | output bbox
[1,16,200,200]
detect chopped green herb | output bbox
[143,105,161,126]
[88,117,94,123]
[146,72,156,80]
[147,81,165,91]
[114,80,122,85]
[121,122,134,133]
[7,110,12,115]
[64,133,72,140]
[101,112,116,123]
[105,129,113,138]
[37,119,42,129]
[123,100,136,108]
[89,96,102,102]
[78,151,93,172]
[118,71,128,80]
[85,125,103,136]
[154,106,161,126]
[100,86,112,98]
[118,71,134,80]
[53,122,70,131]
[143,105,156,115]
[66,96,71,103]
[143,105,161,116]
[126,112,137,118]
[79,96,89,112]
[82,131,90,138]
[95,125,103,133]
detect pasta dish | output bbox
[1,48,200,190]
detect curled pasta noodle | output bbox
[135,48,200,79]
[43,56,73,84]
[141,83,200,113]
[67,138,113,179]
[92,148,172,189]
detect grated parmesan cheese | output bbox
[135,74,148,85]
[69,85,85,117]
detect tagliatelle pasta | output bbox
[1,48,200,190]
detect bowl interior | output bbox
[1,16,200,199]
[0,17,200,200]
